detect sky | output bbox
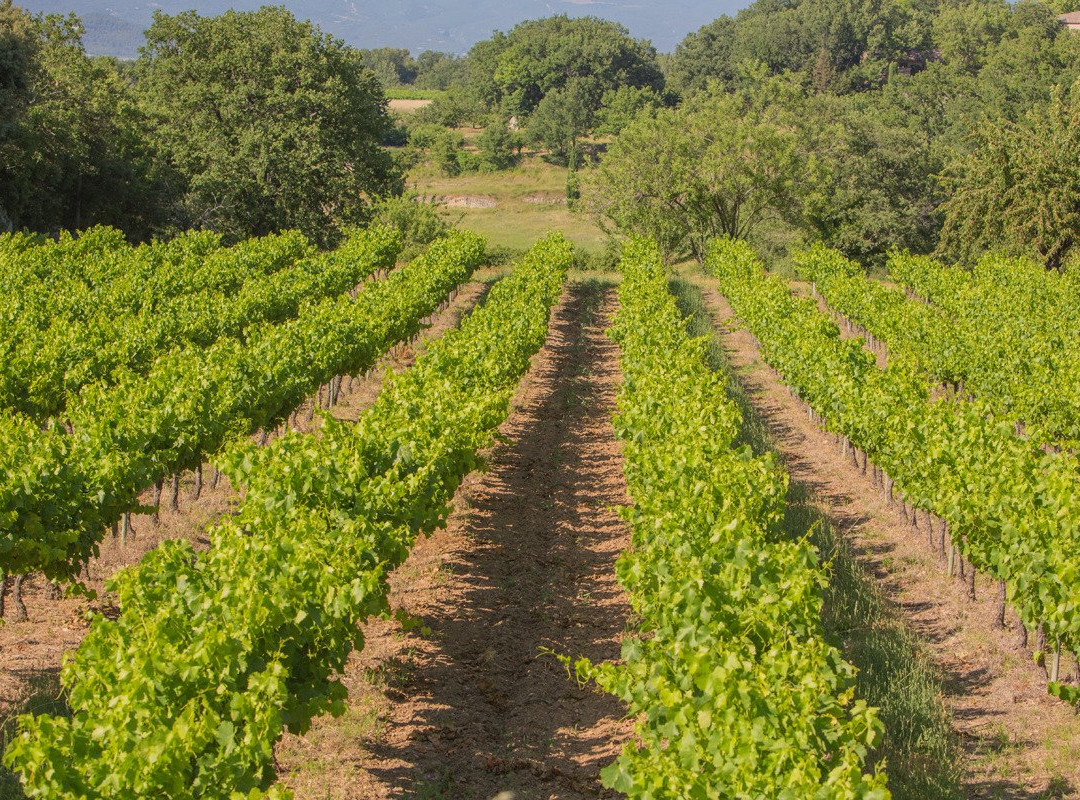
[18,0,746,58]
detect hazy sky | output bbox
[18,0,747,57]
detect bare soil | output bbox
[436,195,498,209]
[694,274,1080,799]
[277,282,635,800]
[0,278,491,724]
[521,193,566,206]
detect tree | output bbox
[667,0,938,97]
[0,0,38,228]
[973,0,1080,118]
[467,15,664,124]
[413,50,467,90]
[594,85,663,136]
[136,7,401,244]
[933,0,1010,75]
[431,130,466,176]
[357,47,416,86]
[585,88,805,262]
[799,90,942,266]
[474,117,519,170]
[939,80,1080,269]
[1,6,162,236]
[0,1,35,139]
[368,193,450,260]
[667,16,738,97]
[525,78,595,159]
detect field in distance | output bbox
[409,155,606,254]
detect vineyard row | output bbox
[5,233,573,799]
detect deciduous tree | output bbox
[586,88,805,262]
[137,7,401,244]
[939,80,1080,269]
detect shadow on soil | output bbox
[670,275,968,800]
[0,276,505,800]
[363,281,628,799]
[0,665,69,799]
[680,272,1080,800]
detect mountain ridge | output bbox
[17,0,742,58]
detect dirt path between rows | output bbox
[694,274,1080,800]
[0,277,492,727]
[278,282,635,800]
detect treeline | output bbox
[642,0,1080,269]
[5,0,1080,268]
[356,47,467,90]
[0,2,400,245]
[406,16,670,157]
[404,2,1080,269]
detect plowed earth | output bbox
[277,282,635,800]
[0,277,491,723]
[696,273,1080,800]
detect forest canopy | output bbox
[3,0,1080,268]
[0,2,400,244]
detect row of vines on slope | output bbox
[889,249,1080,335]
[2,229,265,419]
[0,227,407,422]
[796,244,1080,449]
[707,238,1080,705]
[4,233,572,799]
[568,237,889,798]
[0,230,482,583]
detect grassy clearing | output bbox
[409,157,606,253]
[669,273,965,800]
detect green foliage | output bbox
[594,85,664,136]
[933,0,1011,75]
[668,276,963,800]
[416,120,518,176]
[462,15,664,129]
[412,51,468,91]
[939,79,1080,269]
[356,46,416,86]
[566,236,620,272]
[565,165,581,209]
[136,7,401,245]
[473,117,519,170]
[405,122,446,150]
[0,225,411,581]
[882,247,1080,447]
[0,7,162,237]
[586,87,805,262]
[0,1,37,184]
[368,194,451,260]
[570,237,888,797]
[357,48,465,91]
[525,78,594,157]
[799,90,942,266]
[5,233,570,799]
[713,238,1080,712]
[380,115,409,147]
[667,17,739,97]
[431,130,466,176]
[408,87,472,127]
[659,0,1080,262]
[670,0,937,96]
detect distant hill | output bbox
[17,1,741,59]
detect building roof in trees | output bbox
[1059,11,1080,30]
